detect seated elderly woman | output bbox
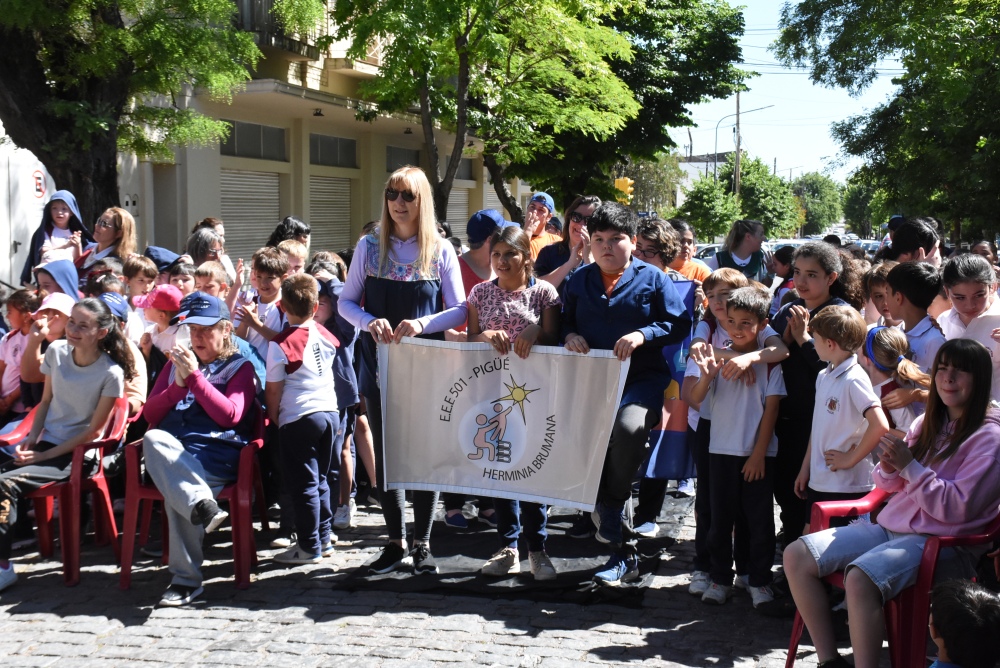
[142,292,257,607]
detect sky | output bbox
[668,0,901,185]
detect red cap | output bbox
[133,284,183,311]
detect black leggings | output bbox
[0,442,77,561]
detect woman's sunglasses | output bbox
[569,211,592,225]
[385,188,416,203]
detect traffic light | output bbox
[613,177,635,204]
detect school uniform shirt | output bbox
[938,297,1000,402]
[872,377,917,433]
[244,294,283,360]
[125,309,145,346]
[146,323,177,355]
[685,323,779,430]
[902,315,945,373]
[809,355,882,494]
[266,321,340,428]
[0,330,28,413]
[698,357,786,457]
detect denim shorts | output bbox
[800,520,980,603]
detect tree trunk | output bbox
[483,153,522,223]
[0,20,130,223]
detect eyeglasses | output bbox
[207,247,224,257]
[385,188,416,203]
[569,211,592,225]
[95,219,118,230]
[633,247,660,259]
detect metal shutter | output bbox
[220,170,281,262]
[446,188,470,243]
[309,176,352,254]
[484,186,510,221]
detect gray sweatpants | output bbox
[143,429,234,588]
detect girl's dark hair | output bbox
[266,216,311,247]
[942,252,996,288]
[773,245,795,267]
[930,580,1000,668]
[793,242,865,308]
[489,225,534,284]
[911,339,993,465]
[559,195,601,251]
[667,218,696,240]
[74,298,137,381]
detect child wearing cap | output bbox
[524,192,562,260]
[19,293,76,411]
[135,284,183,366]
[0,290,41,423]
[265,274,340,563]
[143,246,182,285]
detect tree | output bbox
[678,175,741,242]
[719,155,799,238]
[792,172,842,236]
[333,0,639,223]
[775,0,1000,232]
[842,177,893,239]
[0,0,317,220]
[506,0,747,208]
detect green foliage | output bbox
[792,172,843,236]
[719,155,800,238]
[508,0,748,206]
[842,176,893,239]
[776,0,1000,232]
[678,175,741,241]
[614,152,684,216]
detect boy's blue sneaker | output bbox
[592,502,624,545]
[444,512,469,529]
[594,553,639,586]
[633,520,657,538]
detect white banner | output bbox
[379,339,629,511]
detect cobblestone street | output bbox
[0,498,857,667]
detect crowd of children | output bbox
[0,175,997,667]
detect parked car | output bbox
[695,243,721,260]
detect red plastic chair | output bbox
[786,489,1000,668]
[0,397,130,586]
[118,404,268,590]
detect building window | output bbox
[456,157,473,180]
[309,134,357,168]
[387,146,420,172]
[221,121,287,161]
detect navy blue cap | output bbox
[170,291,230,326]
[97,292,129,322]
[466,209,517,245]
[143,246,181,273]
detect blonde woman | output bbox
[339,166,468,575]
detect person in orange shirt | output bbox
[524,193,562,260]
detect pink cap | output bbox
[32,292,76,318]
[132,284,183,311]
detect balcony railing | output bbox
[234,0,322,61]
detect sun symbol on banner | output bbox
[494,374,540,424]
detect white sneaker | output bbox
[750,585,774,608]
[688,570,711,596]
[481,547,520,576]
[333,499,356,529]
[0,563,16,592]
[701,582,732,605]
[528,551,557,581]
[734,574,750,591]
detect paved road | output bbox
[0,496,879,667]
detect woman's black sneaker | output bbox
[191,499,228,533]
[411,545,438,574]
[368,542,410,574]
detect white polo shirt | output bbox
[903,315,945,373]
[702,359,786,457]
[809,355,882,494]
[686,322,780,430]
[938,296,1000,401]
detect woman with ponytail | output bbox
[0,297,131,591]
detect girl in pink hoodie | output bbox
[783,338,1000,668]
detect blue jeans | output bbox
[494,498,547,553]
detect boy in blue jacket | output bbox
[562,202,691,584]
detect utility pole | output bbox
[773,157,777,175]
[734,91,742,198]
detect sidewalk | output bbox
[0,497,873,667]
